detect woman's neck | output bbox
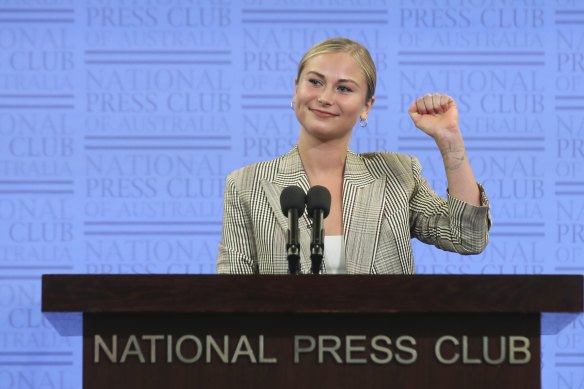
[297,133,348,180]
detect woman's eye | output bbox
[338,86,352,93]
[308,79,321,86]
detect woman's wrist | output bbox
[434,130,467,171]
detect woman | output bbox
[217,38,490,274]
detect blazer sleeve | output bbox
[408,156,491,255]
[216,172,259,274]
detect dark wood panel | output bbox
[43,274,583,313]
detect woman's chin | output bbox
[302,126,351,143]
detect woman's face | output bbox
[293,52,374,142]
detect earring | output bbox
[290,100,295,110]
[359,118,368,128]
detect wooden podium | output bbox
[42,275,583,389]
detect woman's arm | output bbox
[217,173,258,274]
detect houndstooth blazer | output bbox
[217,147,491,274]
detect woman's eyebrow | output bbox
[305,70,359,86]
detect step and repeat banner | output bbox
[0,0,582,387]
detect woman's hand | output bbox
[408,94,460,144]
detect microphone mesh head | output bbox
[280,186,306,217]
[306,185,331,218]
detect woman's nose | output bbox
[318,88,333,105]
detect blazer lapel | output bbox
[342,151,386,274]
[261,147,312,273]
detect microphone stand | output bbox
[286,208,301,275]
[310,209,324,274]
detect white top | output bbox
[324,235,346,274]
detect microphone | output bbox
[280,185,306,275]
[306,185,331,275]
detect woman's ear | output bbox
[361,96,376,120]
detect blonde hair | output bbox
[296,37,376,102]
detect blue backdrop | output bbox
[0,1,582,388]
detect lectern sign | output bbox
[93,333,532,366]
[83,313,540,388]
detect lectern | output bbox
[42,275,583,389]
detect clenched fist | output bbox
[408,93,461,144]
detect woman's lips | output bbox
[310,108,338,118]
